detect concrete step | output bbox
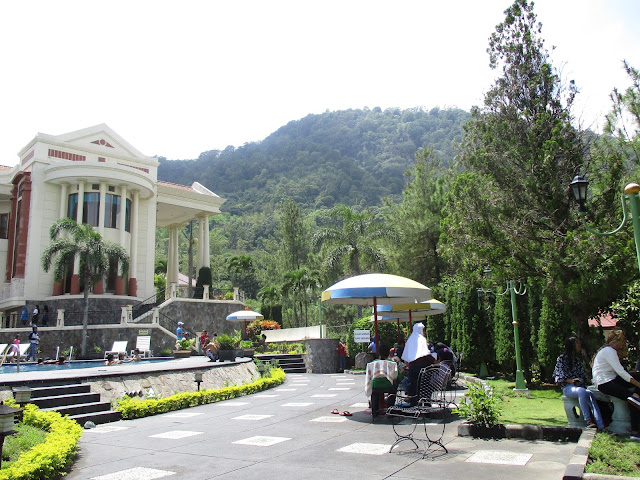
[30,384,90,398]
[283,366,307,373]
[42,401,113,417]
[31,392,101,409]
[69,410,122,426]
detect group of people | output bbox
[199,330,220,362]
[3,325,40,362]
[553,330,640,441]
[20,304,50,327]
[368,323,457,413]
[104,350,143,365]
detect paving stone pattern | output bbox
[71,373,577,480]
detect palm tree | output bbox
[312,204,398,278]
[41,218,129,358]
[281,268,321,327]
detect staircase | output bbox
[30,383,121,425]
[256,354,306,374]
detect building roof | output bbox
[588,312,617,328]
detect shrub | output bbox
[454,382,503,426]
[0,401,82,480]
[246,320,281,340]
[115,368,285,419]
[217,331,241,349]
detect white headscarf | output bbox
[401,322,430,362]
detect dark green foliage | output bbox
[157,107,469,215]
[611,280,640,366]
[384,149,448,286]
[493,293,514,371]
[260,304,283,326]
[346,316,402,358]
[536,295,572,379]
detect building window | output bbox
[104,194,121,229]
[67,193,78,221]
[82,192,100,227]
[0,214,8,239]
[125,198,131,232]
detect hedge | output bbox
[0,402,82,480]
[115,368,286,419]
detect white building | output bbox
[0,124,225,321]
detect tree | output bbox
[281,268,321,327]
[313,204,397,279]
[441,0,626,348]
[278,198,308,271]
[228,255,258,298]
[384,148,449,286]
[41,218,129,358]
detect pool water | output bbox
[0,358,171,374]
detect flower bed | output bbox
[115,368,285,419]
[0,402,82,480]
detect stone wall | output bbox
[159,299,246,336]
[0,362,259,404]
[0,299,251,359]
[305,338,339,373]
[88,361,259,403]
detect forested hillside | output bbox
[157,107,469,214]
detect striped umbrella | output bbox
[373,299,446,342]
[322,273,432,353]
[226,309,264,338]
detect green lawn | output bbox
[485,379,566,426]
[473,378,640,477]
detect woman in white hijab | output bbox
[402,323,437,402]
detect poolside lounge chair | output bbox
[104,341,128,358]
[5,344,31,361]
[131,336,151,358]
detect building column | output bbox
[59,183,68,219]
[166,226,179,288]
[70,181,85,294]
[201,215,210,271]
[196,216,203,271]
[52,183,68,295]
[128,190,139,297]
[115,185,127,295]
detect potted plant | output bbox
[217,332,240,362]
[173,338,193,358]
[85,345,102,360]
[240,340,254,358]
[455,383,506,438]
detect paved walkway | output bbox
[68,373,575,480]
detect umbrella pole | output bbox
[373,296,379,357]
[396,319,401,343]
[409,310,413,330]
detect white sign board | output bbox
[354,330,371,343]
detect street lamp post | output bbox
[478,273,529,394]
[570,175,640,275]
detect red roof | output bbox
[588,312,617,328]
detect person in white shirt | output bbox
[592,329,640,441]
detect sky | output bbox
[1,1,639,165]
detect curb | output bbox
[458,422,582,442]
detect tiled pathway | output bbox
[69,373,575,480]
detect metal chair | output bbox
[386,364,452,457]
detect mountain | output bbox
[157,106,470,215]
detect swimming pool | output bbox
[0,358,172,374]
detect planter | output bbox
[458,422,507,439]
[218,349,236,362]
[172,350,191,359]
[242,348,255,358]
[457,422,581,442]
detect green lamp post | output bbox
[479,268,528,394]
[570,175,640,275]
